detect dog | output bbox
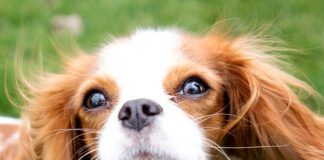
[0,28,323,160]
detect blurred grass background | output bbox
[0,0,323,117]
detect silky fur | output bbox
[183,34,324,159]
[1,28,324,160]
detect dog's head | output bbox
[25,29,324,160]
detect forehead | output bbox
[96,29,186,99]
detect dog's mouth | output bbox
[136,151,152,158]
[133,151,157,160]
[126,149,175,160]
[118,127,174,159]
[121,136,176,160]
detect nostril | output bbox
[142,104,151,116]
[118,106,132,120]
[141,103,162,116]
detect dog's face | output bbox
[27,28,323,160]
[73,30,225,159]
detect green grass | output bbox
[1,0,324,117]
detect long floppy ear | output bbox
[21,53,96,160]
[215,36,324,159]
[26,74,76,160]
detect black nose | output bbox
[118,98,163,132]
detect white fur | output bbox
[96,29,207,160]
[0,116,21,125]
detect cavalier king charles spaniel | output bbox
[0,29,324,160]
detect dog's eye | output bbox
[181,77,209,96]
[83,90,108,109]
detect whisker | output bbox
[73,142,98,160]
[63,132,99,156]
[218,144,290,149]
[203,138,231,160]
[90,153,99,160]
[45,128,99,138]
[78,147,98,160]
[201,127,235,137]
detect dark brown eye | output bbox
[180,77,209,96]
[83,90,108,110]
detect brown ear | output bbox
[28,74,79,160]
[23,54,96,160]
[214,36,324,159]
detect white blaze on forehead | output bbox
[97,29,207,159]
[97,29,184,102]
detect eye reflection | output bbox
[180,77,209,96]
[83,90,108,110]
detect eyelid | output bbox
[83,89,108,102]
